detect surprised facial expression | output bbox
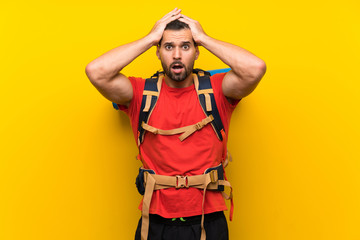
[157,29,199,82]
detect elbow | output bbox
[233,58,267,83]
[85,63,96,81]
[258,60,267,75]
[85,62,95,76]
[254,59,266,76]
[252,59,267,82]
[85,62,105,83]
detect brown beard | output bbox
[161,61,194,82]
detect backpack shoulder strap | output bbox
[137,69,226,144]
[137,73,163,146]
[193,69,225,141]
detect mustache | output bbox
[170,61,185,68]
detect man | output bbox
[85,8,266,240]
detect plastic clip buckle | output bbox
[176,175,189,189]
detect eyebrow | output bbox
[164,41,192,45]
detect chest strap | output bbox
[141,115,214,141]
[140,166,233,240]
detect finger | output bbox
[162,11,182,25]
[166,8,178,15]
[178,16,188,22]
[179,14,194,22]
[162,9,181,22]
[177,16,191,25]
[160,15,181,28]
[171,9,182,18]
[164,8,181,18]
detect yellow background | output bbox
[1,0,359,239]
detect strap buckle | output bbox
[195,122,204,130]
[175,175,189,189]
[209,170,218,183]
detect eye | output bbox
[182,44,190,50]
[165,45,173,50]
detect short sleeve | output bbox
[116,76,145,141]
[117,76,145,115]
[210,73,241,112]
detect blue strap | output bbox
[207,68,231,75]
[197,72,225,141]
[112,102,119,110]
[137,77,160,145]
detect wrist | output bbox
[197,34,210,46]
[142,34,158,48]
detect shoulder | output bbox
[127,76,146,96]
[117,76,146,111]
[128,76,146,88]
[210,73,241,109]
[210,72,225,88]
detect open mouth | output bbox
[171,63,184,74]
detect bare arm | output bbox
[85,8,182,105]
[179,15,266,100]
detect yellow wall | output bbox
[1,0,359,239]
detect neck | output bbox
[164,73,194,88]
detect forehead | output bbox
[161,29,193,44]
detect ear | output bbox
[195,45,200,60]
[156,46,161,60]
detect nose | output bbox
[173,47,181,60]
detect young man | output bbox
[85,8,266,240]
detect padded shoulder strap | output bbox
[137,74,163,146]
[137,69,226,146]
[194,71,225,141]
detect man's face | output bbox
[157,29,199,82]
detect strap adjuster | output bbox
[175,175,189,189]
[209,170,218,183]
[195,122,205,130]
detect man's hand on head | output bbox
[148,8,182,46]
[178,14,208,46]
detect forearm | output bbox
[178,14,265,82]
[199,35,265,79]
[87,8,182,81]
[86,35,155,80]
